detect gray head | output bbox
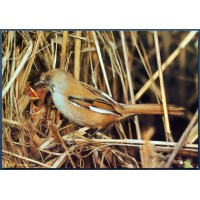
[35,69,72,93]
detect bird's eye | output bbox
[45,75,51,81]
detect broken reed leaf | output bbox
[2,41,33,98]
[29,140,41,160]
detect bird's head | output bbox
[35,69,69,93]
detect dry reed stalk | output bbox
[130,32,161,104]
[92,31,112,96]
[20,32,42,94]
[153,31,172,142]
[2,40,33,98]
[52,33,58,69]
[2,150,51,168]
[121,31,144,165]
[51,151,70,168]
[74,31,81,80]
[2,118,22,126]
[2,32,15,72]
[185,123,198,144]
[62,138,197,149]
[48,122,76,168]
[165,110,198,168]
[39,32,54,69]
[135,31,197,100]
[60,31,68,70]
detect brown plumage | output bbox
[36,69,184,130]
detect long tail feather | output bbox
[120,104,184,116]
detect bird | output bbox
[35,69,184,130]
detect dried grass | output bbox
[2,31,198,168]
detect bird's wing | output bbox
[80,82,118,105]
[68,96,122,116]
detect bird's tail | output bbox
[119,104,184,116]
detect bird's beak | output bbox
[35,79,45,86]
